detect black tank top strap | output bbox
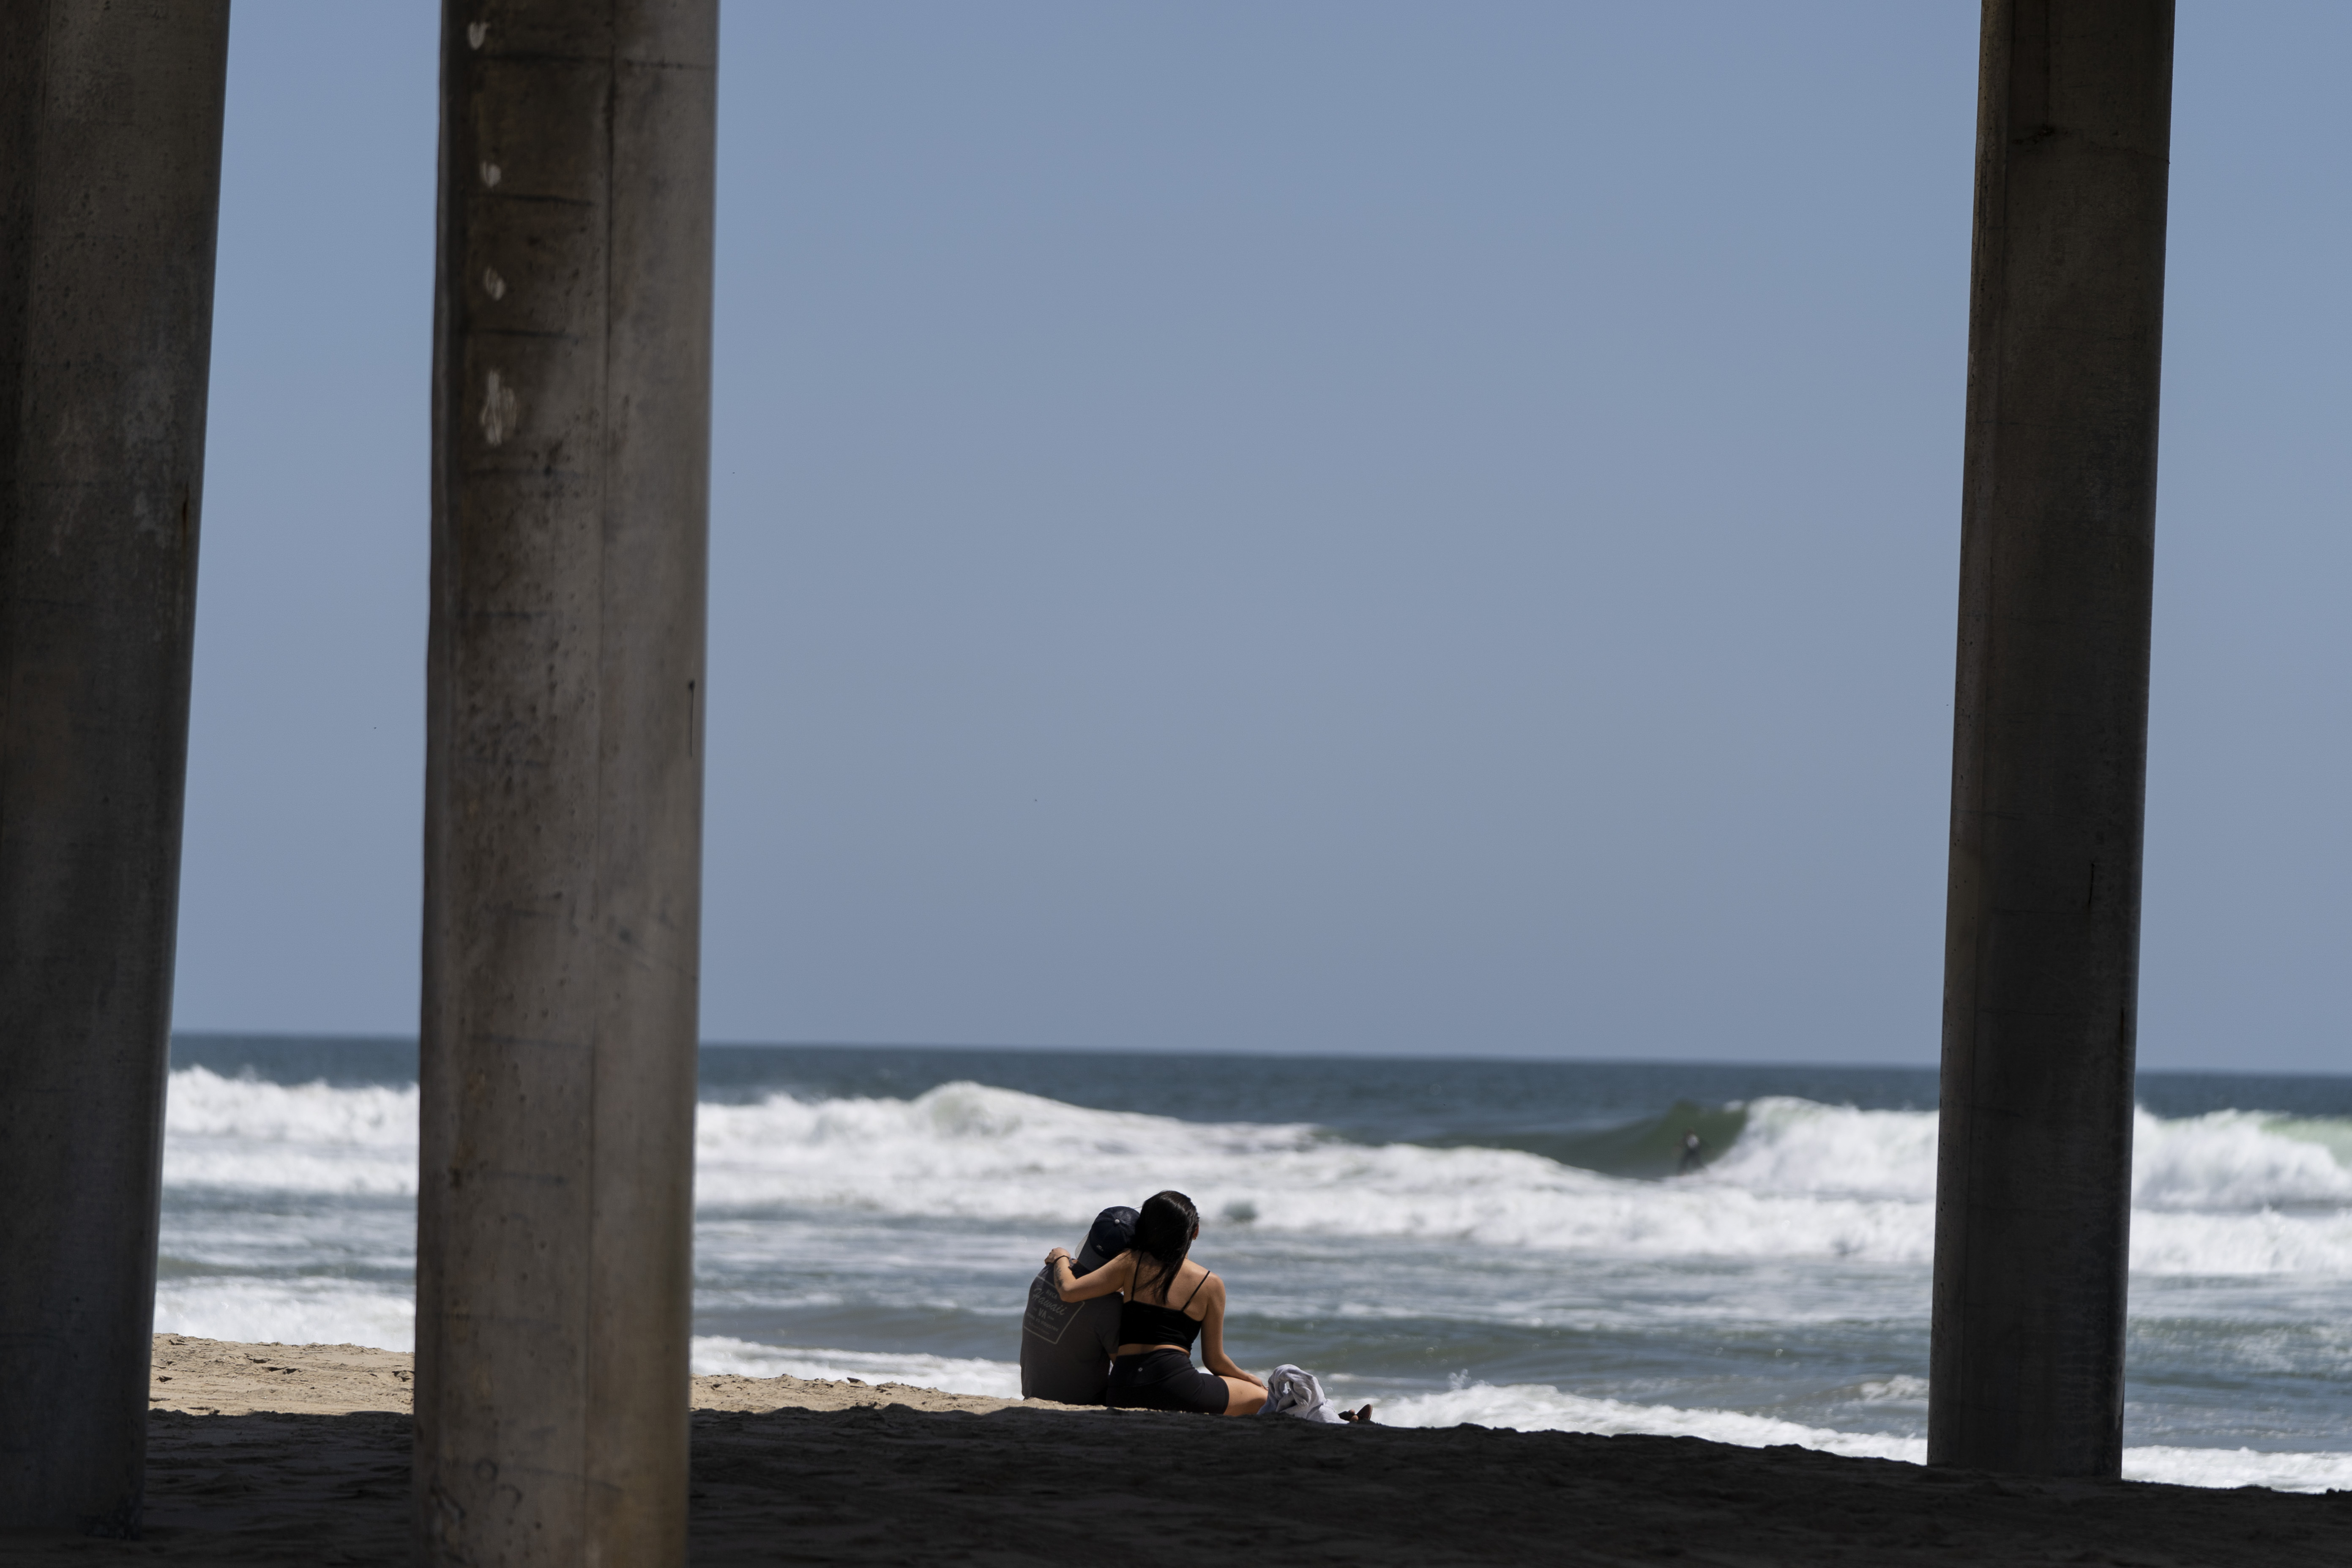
[1180,1270,1211,1311]
[1117,1260,1209,1352]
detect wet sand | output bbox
[0,1336,2342,1565]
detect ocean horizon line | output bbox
[166,1028,2350,1083]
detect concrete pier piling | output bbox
[415,3,716,1563]
[1929,0,2174,1478]
[0,1,232,1538]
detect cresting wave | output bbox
[161,1067,2352,1275]
[156,1066,2352,1491]
[164,1067,418,1196]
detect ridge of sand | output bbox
[149,1334,1097,1418]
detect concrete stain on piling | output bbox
[481,372,517,446]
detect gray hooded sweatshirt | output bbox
[1019,1206,1138,1404]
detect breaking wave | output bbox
[163,1068,2352,1276]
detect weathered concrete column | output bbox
[1929,0,2173,1479]
[0,2,231,1539]
[415,3,715,1563]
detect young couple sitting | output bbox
[1018,1189,1267,1415]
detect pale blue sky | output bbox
[176,4,2352,1069]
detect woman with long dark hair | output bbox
[1044,1189,1266,1415]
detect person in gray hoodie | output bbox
[1019,1206,1138,1404]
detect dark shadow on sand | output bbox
[3,1405,2343,1565]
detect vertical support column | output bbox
[415,3,715,1563]
[1929,0,2173,1478]
[0,2,232,1539]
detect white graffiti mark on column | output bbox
[481,371,517,446]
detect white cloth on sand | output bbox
[1259,1364,1346,1423]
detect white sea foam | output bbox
[152,1068,2352,1473]
[161,1070,2352,1274]
[689,1336,1023,1399]
[153,1276,417,1352]
[692,1082,1937,1262]
[1372,1380,1928,1461]
[1706,1096,2352,1213]
[1702,1098,1941,1202]
[142,1266,2352,1496]
[1367,1379,2352,1492]
[683,1344,2352,1494]
[694,1084,2352,1273]
[2132,1110,2352,1210]
[2129,1207,2352,1276]
[2123,1445,2352,1492]
[141,1269,2352,1495]
[164,1067,419,1196]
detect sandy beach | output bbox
[0,1336,2340,1564]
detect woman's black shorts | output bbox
[1108,1349,1229,1415]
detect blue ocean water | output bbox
[158,1035,2352,1490]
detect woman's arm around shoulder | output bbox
[1047,1247,1134,1303]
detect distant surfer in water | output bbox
[1045,1189,1268,1416]
[1678,1129,1706,1175]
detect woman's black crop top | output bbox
[1119,1267,1211,1350]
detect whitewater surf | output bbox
[154,1037,2352,1492]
